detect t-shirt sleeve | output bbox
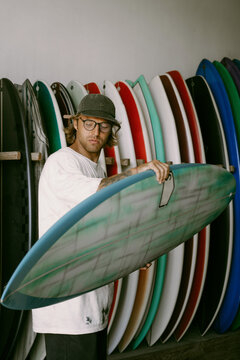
[38,151,104,237]
[50,155,102,204]
[41,152,103,209]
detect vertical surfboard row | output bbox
[1,56,240,358]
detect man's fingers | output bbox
[149,161,170,184]
[136,160,170,184]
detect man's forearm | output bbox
[98,168,138,190]
[97,160,170,191]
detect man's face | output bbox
[73,115,111,160]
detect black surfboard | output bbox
[221,57,240,96]
[51,82,75,130]
[186,75,233,335]
[0,78,35,359]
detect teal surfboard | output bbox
[1,164,235,311]
[128,75,167,349]
[33,81,66,154]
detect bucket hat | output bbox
[76,94,120,127]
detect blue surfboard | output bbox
[197,59,240,333]
[1,164,235,311]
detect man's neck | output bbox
[70,143,100,163]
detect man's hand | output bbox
[98,160,170,190]
[140,263,152,270]
[136,160,170,184]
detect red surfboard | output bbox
[167,71,210,341]
[84,82,101,94]
[84,82,121,321]
[115,81,147,163]
[160,74,198,343]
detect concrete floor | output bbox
[108,324,240,360]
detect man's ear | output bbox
[73,118,78,131]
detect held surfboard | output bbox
[1,164,235,311]
[197,59,240,333]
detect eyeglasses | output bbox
[79,117,112,133]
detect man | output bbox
[32,94,169,359]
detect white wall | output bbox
[0,0,240,88]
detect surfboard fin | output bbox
[159,172,174,207]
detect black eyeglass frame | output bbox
[79,117,112,133]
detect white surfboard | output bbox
[160,73,209,343]
[66,80,88,110]
[27,334,46,360]
[107,271,139,354]
[145,75,185,346]
[108,278,123,333]
[114,80,158,352]
[115,81,153,162]
[130,81,156,160]
[108,80,157,354]
[11,311,36,360]
[118,262,157,352]
[104,81,137,333]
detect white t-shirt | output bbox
[32,147,114,335]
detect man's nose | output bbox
[92,123,100,135]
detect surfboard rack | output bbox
[0,152,144,167]
[105,157,144,167]
[0,151,42,161]
[136,159,145,166]
[105,157,129,166]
